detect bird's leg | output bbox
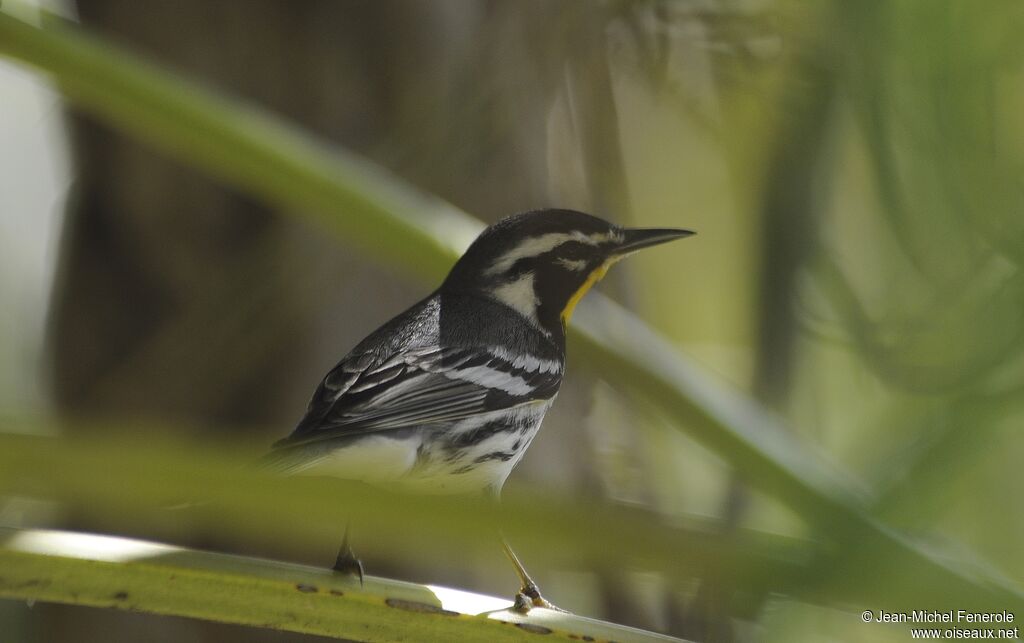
[332,524,364,586]
[501,538,565,613]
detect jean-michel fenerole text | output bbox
[873,610,1015,624]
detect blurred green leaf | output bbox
[0,428,1020,615]
[0,430,805,606]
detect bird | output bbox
[266,208,693,611]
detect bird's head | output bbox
[443,209,694,339]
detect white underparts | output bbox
[300,433,422,482]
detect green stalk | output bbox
[0,526,685,643]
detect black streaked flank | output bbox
[444,419,517,449]
[474,451,516,464]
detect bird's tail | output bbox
[257,440,317,476]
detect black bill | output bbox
[614,227,695,254]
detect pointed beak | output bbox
[613,227,695,255]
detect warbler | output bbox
[267,208,692,610]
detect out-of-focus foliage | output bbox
[1,0,1023,641]
[825,1,1024,392]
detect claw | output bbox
[502,538,566,613]
[512,584,565,613]
[332,525,364,586]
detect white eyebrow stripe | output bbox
[486,229,629,276]
[581,230,625,245]
[485,233,581,276]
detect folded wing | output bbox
[274,345,562,449]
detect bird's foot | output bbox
[512,581,566,613]
[332,549,365,585]
[332,530,365,586]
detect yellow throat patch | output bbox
[560,257,619,323]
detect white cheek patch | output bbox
[489,272,540,324]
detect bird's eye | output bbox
[550,241,592,272]
[557,241,588,259]
[506,257,534,276]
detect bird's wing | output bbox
[274,345,562,448]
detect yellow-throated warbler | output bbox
[267,208,693,610]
